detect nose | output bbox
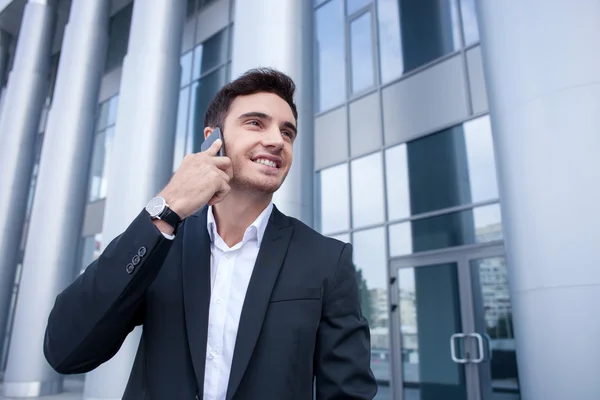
[261,125,285,150]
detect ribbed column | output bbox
[476,1,600,399]
[82,0,185,398]
[2,0,110,397]
[0,0,56,380]
[0,30,10,98]
[230,0,314,226]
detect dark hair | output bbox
[203,67,298,129]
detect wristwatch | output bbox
[145,196,182,231]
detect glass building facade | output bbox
[0,0,599,399]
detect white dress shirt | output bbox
[162,203,273,400]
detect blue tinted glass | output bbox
[315,0,346,112]
[350,12,375,93]
[460,0,480,45]
[376,0,461,81]
[347,0,370,14]
[193,29,228,80]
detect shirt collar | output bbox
[206,202,274,247]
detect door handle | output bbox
[450,333,468,364]
[468,333,485,363]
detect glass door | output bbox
[467,250,521,400]
[389,243,521,400]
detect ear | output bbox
[203,127,213,140]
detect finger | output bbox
[213,156,231,170]
[204,138,223,156]
[216,167,230,183]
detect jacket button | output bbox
[132,255,141,265]
[126,263,135,274]
[138,246,147,257]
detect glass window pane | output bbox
[350,12,375,93]
[96,101,110,131]
[385,144,410,220]
[79,233,103,275]
[351,152,385,228]
[181,51,193,86]
[187,67,227,154]
[376,0,404,83]
[347,0,370,15]
[406,120,499,216]
[330,233,350,243]
[352,227,391,393]
[318,164,350,234]
[89,131,107,202]
[173,86,190,171]
[315,0,346,112]
[193,29,228,80]
[376,0,460,77]
[460,0,480,45]
[463,115,498,202]
[107,95,119,127]
[388,203,502,256]
[100,127,115,199]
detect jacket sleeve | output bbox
[314,243,378,400]
[43,210,175,374]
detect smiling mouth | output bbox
[253,158,280,168]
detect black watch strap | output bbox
[159,206,182,230]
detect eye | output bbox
[247,120,261,126]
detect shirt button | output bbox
[216,298,221,304]
[224,252,232,258]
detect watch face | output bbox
[146,196,166,217]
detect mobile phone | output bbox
[200,127,225,156]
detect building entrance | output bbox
[388,242,520,400]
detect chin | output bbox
[233,175,285,194]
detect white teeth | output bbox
[254,159,277,168]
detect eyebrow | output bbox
[238,111,297,136]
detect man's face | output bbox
[207,92,297,194]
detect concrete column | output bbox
[0,0,56,376]
[2,0,110,397]
[82,0,185,398]
[476,1,600,399]
[230,0,314,226]
[0,30,10,98]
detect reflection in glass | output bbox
[376,0,460,79]
[351,152,385,228]
[376,0,403,83]
[187,67,227,154]
[460,0,480,45]
[347,0,370,15]
[173,87,190,171]
[181,51,193,87]
[318,164,350,234]
[89,127,115,202]
[350,12,375,93]
[397,264,467,399]
[192,28,228,81]
[352,227,391,396]
[406,120,499,216]
[315,0,346,112]
[470,256,520,398]
[388,203,503,256]
[463,116,498,202]
[385,144,410,221]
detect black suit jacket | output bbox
[44,205,377,399]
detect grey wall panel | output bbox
[81,199,105,236]
[349,92,381,157]
[98,65,122,102]
[196,0,230,44]
[314,105,348,170]
[382,55,469,145]
[466,46,489,114]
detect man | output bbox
[44,68,377,399]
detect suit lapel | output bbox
[226,207,293,400]
[181,207,212,394]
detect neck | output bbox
[212,190,272,247]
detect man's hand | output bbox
[158,139,232,220]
